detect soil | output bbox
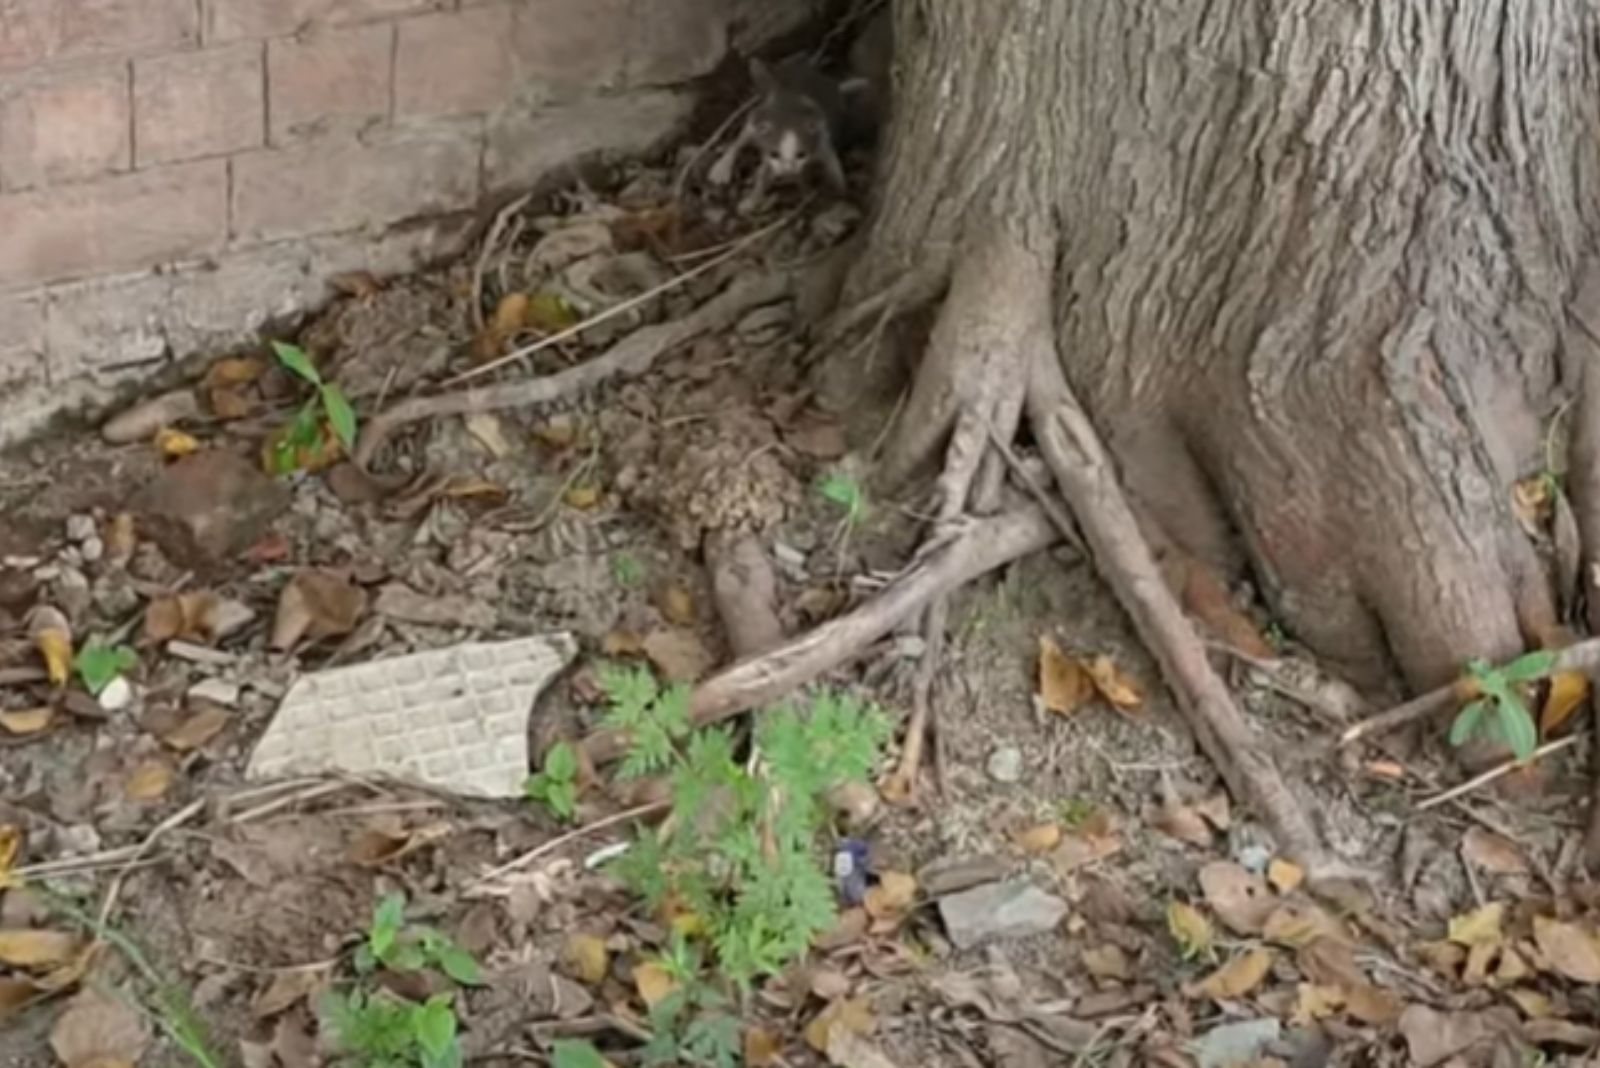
[0,96,1597,1068]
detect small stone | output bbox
[65,515,96,543]
[987,745,1023,784]
[938,880,1069,949]
[917,855,1011,898]
[102,388,200,444]
[54,568,91,620]
[209,599,257,641]
[98,677,133,713]
[79,537,104,564]
[131,451,290,563]
[188,679,240,707]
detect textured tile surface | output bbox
[246,635,577,798]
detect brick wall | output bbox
[0,0,812,442]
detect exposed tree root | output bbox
[881,595,947,804]
[581,505,1058,764]
[355,270,797,469]
[704,530,786,659]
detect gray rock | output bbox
[986,745,1023,784]
[65,515,96,543]
[938,880,1068,949]
[131,451,290,563]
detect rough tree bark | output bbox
[845,0,1600,697]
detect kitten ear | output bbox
[749,57,777,92]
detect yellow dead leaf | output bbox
[0,707,54,736]
[29,608,72,687]
[1513,475,1554,530]
[564,483,601,510]
[864,871,917,920]
[1508,988,1555,1019]
[0,827,19,876]
[1415,940,1467,978]
[1448,902,1505,948]
[0,930,78,969]
[1268,858,1305,893]
[1292,983,1344,1024]
[1038,636,1091,716]
[1542,671,1589,733]
[1189,947,1274,1000]
[492,292,530,336]
[124,760,174,802]
[1344,982,1404,1025]
[803,997,875,1053]
[1496,944,1532,984]
[744,1026,783,1067]
[634,961,678,1009]
[561,933,610,986]
[656,585,696,626]
[1013,823,1063,854]
[1082,944,1133,981]
[526,289,579,333]
[1463,940,1497,986]
[154,428,201,459]
[1533,915,1600,982]
[1168,901,1213,960]
[1087,655,1143,710]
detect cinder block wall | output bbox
[0,0,807,442]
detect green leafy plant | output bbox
[269,341,357,475]
[75,637,138,696]
[323,894,481,1068]
[600,663,891,989]
[1449,650,1556,761]
[817,470,867,526]
[611,552,646,589]
[638,935,742,1068]
[552,1041,613,1068]
[525,741,580,822]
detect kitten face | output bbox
[749,97,828,182]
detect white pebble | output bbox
[98,676,133,712]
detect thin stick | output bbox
[1417,734,1584,811]
[472,193,533,333]
[466,801,668,893]
[1339,636,1600,747]
[95,798,206,931]
[444,212,795,387]
[672,100,754,201]
[985,421,1086,555]
[230,779,358,824]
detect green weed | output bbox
[1449,650,1555,762]
[524,741,580,822]
[268,341,357,475]
[74,637,137,696]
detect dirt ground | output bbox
[3,102,1600,1068]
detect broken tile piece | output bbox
[938,879,1068,949]
[245,635,577,799]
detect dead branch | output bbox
[582,505,1058,764]
[356,270,797,468]
[1022,275,1332,873]
[1338,636,1600,747]
[881,595,947,804]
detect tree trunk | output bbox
[849,0,1600,695]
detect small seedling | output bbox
[817,470,867,526]
[268,341,357,475]
[74,637,137,697]
[552,1041,612,1068]
[324,893,481,1068]
[1058,796,1097,828]
[1449,650,1556,762]
[524,740,580,822]
[611,552,646,589]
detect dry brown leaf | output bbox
[124,759,174,802]
[1082,944,1133,982]
[1087,655,1143,710]
[1189,947,1274,1001]
[1542,671,1589,733]
[1267,859,1305,893]
[1291,983,1344,1024]
[0,707,54,736]
[1448,902,1505,948]
[464,413,515,459]
[1459,828,1529,879]
[144,591,222,644]
[251,969,327,1019]
[1199,861,1276,935]
[474,293,530,362]
[271,570,365,650]
[49,987,150,1068]
[104,514,137,563]
[634,961,678,1009]
[0,929,79,969]
[601,630,645,656]
[1179,560,1275,658]
[1462,940,1497,986]
[1507,988,1554,1019]
[744,1026,783,1067]
[1533,915,1600,982]
[0,977,42,1021]
[1296,937,1366,991]
[1415,940,1466,978]
[1344,982,1404,1026]
[864,872,917,921]
[1194,792,1231,831]
[1167,901,1213,959]
[159,703,229,751]
[1365,759,1406,780]
[642,628,713,683]
[207,356,268,387]
[656,585,696,626]
[562,933,610,986]
[1013,823,1063,854]
[814,908,869,952]
[28,607,72,687]
[804,997,875,1054]
[1263,903,1348,948]
[1151,801,1213,847]
[1038,636,1092,716]
[1496,943,1531,984]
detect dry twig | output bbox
[1417,734,1584,811]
